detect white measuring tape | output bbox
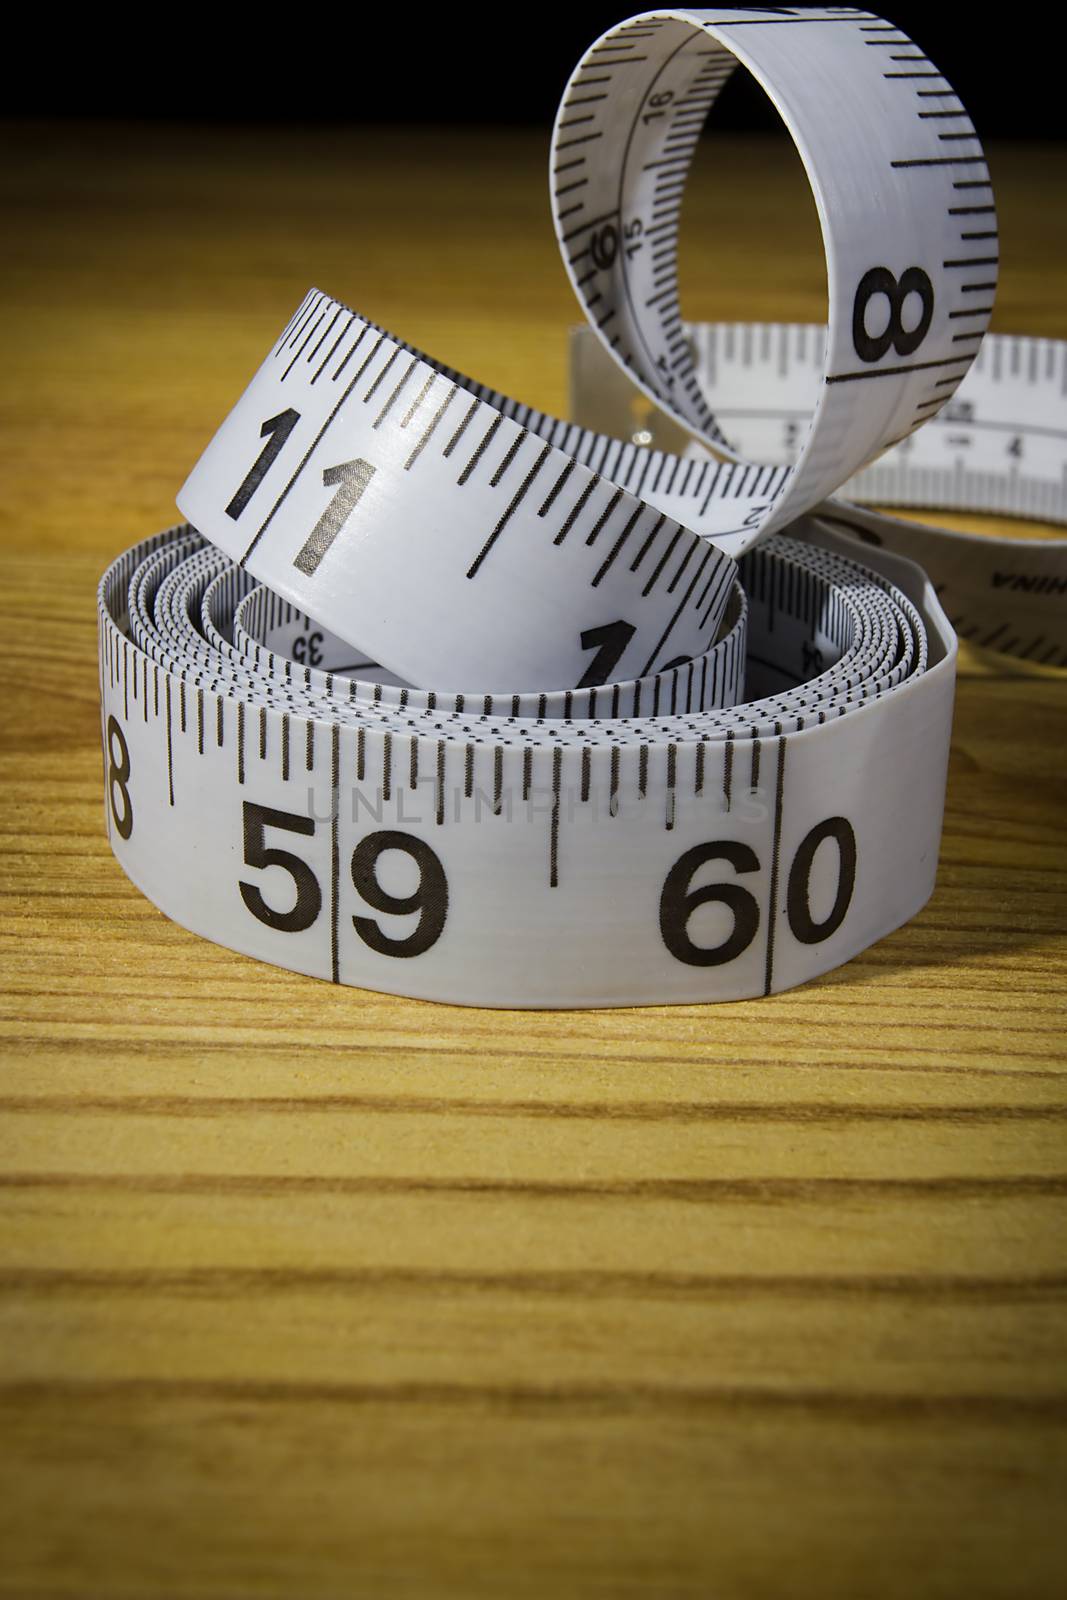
[571,322,1067,663]
[98,7,1065,1007]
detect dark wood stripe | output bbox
[2,1096,1062,1124]
[3,1173,1065,1201]
[0,1377,1062,1425]
[2,1266,1063,1302]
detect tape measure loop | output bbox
[551,6,996,554]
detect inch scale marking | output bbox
[571,322,1067,664]
[179,295,735,692]
[551,6,997,552]
[97,9,1060,1008]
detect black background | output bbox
[5,9,1062,142]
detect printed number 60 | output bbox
[660,818,857,966]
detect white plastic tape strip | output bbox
[98,517,954,1005]
[571,324,1067,664]
[549,6,997,553]
[174,289,739,693]
[97,8,1060,1007]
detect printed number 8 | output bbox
[852,266,934,362]
[106,716,133,840]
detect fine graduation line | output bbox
[330,723,341,984]
[763,737,787,997]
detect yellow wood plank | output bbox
[0,120,1065,1599]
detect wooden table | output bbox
[1,119,1065,1599]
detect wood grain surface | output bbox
[1,118,1066,1599]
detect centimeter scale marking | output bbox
[551,6,998,550]
[100,515,949,1005]
[179,288,739,692]
[99,9,1059,1006]
[570,319,1067,665]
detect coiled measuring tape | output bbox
[97,7,1065,1008]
